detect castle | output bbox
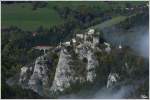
[33,28,113,55]
[61,28,101,53]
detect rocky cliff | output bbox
[7,28,149,98]
[50,47,85,93]
[18,54,52,96]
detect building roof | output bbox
[76,34,84,38]
[34,45,52,50]
[63,41,70,46]
[88,29,95,35]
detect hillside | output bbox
[6,26,149,99]
[1,1,149,99]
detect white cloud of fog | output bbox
[58,85,135,99]
[132,33,149,59]
[102,25,149,59]
[93,85,134,99]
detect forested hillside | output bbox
[1,1,149,99]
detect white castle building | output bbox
[60,28,102,54]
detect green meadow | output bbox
[1,1,145,31]
[2,3,64,31]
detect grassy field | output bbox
[2,2,109,31]
[91,16,127,30]
[1,1,147,31]
[2,3,64,31]
[91,12,140,30]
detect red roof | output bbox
[36,45,50,47]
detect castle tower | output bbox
[84,34,88,44]
[93,36,99,48]
[92,31,100,49]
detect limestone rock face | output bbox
[106,73,120,88]
[75,44,98,82]
[13,28,102,96]
[19,64,34,88]
[28,55,51,95]
[78,45,89,60]
[50,48,85,92]
[19,55,52,95]
[50,48,73,92]
[18,44,100,96]
[86,50,98,82]
[19,66,29,83]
